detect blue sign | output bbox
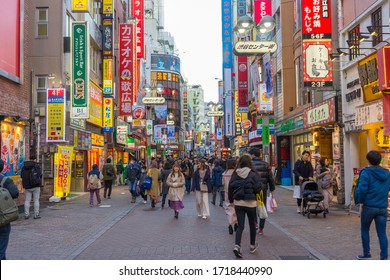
[222,0,233,69]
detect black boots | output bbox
[174,211,179,219]
[228,225,233,235]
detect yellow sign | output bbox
[88,80,103,127]
[54,146,73,197]
[72,0,88,12]
[358,54,382,102]
[235,90,241,123]
[103,58,113,94]
[103,0,113,15]
[46,88,66,142]
[91,133,105,147]
[103,96,113,131]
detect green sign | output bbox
[72,22,89,118]
[262,126,270,145]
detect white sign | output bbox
[217,128,222,140]
[207,111,224,117]
[146,120,153,135]
[355,101,383,126]
[142,97,166,104]
[234,41,277,55]
[162,134,167,144]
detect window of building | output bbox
[348,25,360,60]
[294,0,302,32]
[36,8,48,37]
[36,76,48,104]
[371,7,382,47]
[90,46,99,73]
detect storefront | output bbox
[88,133,105,189]
[71,129,92,192]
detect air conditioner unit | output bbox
[35,107,46,116]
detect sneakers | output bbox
[89,204,93,207]
[202,215,207,219]
[197,214,202,218]
[24,215,29,220]
[297,206,301,213]
[250,243,258,254]
[33,214,41,219]
[357,254,372,260]
[233,245,243,258]
[258,228,263,235]
[143,200,147,204]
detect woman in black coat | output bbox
[192,159,211,219]
[228,155,262,258]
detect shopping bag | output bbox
[266,195,274,213]
[256,190,265,206]
[257,204,268,219]
[271,198,278,208]
[293,185,301,199]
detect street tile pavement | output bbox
[6,184,389,260]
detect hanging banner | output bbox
[238,56,249,112]
[103,96,113,132]
[72,22,89,118]
[54,146,74,198]
[87,81,103,127]
[167,126,175,140]
[119,22,137,115]
[154,105,167,125]
[146,120,153,136]
[47,88,66,142]
[131,0,145,59]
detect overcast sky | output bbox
[163,0,222,102]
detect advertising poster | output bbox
[46,88,66,142]
[167,126,175,140]
[54,146,74,198]
[72,22,89,118]
[332,130,340,160]
[88,81,103,127]
[0,122,25,176]
[150,54,180,73]
[154,105,167,125]
[103,96,113,132]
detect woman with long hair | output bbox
[192,159,211,219]
[317,157,334,213]
[147,160,161,208]
[160,161,172,208]
[166,163,185,218]
[222,159,238,234]
[228,155,262,258]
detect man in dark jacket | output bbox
[102,157,117,199]
[249,147,275,235]
[21,155,42,219]
[293,150,313,213]
[0,159,19,260]
[126,157,141,203]
[211,160,225,206]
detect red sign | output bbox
[132,0,145,59]
[302,0,331,39]
[238,56,249,112]
[119,23,137,116]
[253,0,272,25]
[377,46,390,91]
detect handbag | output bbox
[143,176,152,190]
[266,195,274,213]
[271,197,278,208]
[293,185,301,199]
[256,190,268,219]
[200,182,208,192]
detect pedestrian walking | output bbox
[147,160,161,208]
[293,150,313,213]
[222,158,237,235]
[248,147,275,235]
[160,162,172,208]
[316,157,333,213]
[116,158,125,185]
[126,157,141,203]
[20,155,42,219]
[181,157,194,194]
[192,159,211,219]
[87,164,103,206]
[211,160,225,207]
[138,165,148,203]
[166,163,185,218]
[102,157,116,199]
[228,155,262,258]
[354,150,390,260]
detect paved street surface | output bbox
[6,185,388,260]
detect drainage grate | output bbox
[279,256,314,260]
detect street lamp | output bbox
[144,83,164,97]
[233,14,276,36]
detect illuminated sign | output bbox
[234,41,277,55]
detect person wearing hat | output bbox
[248,147,275,235]
[0,159,19,260]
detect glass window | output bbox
[348,25,360,60]
[36,76,47,104]
[37,8,48,37]
[371,7,382,47]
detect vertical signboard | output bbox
[88,81,103,127]
[237,0,246,17]
[46,88,66,142]
[102,0,113,18]
[119,23,137,115]
[262,52,275,111]
[54,146,73,198]
[72,22,89,118]
[132,0,145,59]
[102,19,113,56]
[302,0,331,39]
[253,0,272,24]
[238,56,249,112]
[103,96,113,132]
[222,0,233,70]
[103,57,113,94]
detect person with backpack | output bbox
[211,159,225,207]
[21,155,42,219]
[116,158,125,185]
[102,157,116,199]
[0,158,19,260]
[87,164,103,206]
[126,157,141,203]
[137,165,148,204]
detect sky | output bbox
[163,0,222,103]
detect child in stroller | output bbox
[301,180,326,219]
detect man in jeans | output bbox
[126,157,141,203]
[354,150,390,260]
[21,155,42,219]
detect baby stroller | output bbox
[301,180,326,219]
